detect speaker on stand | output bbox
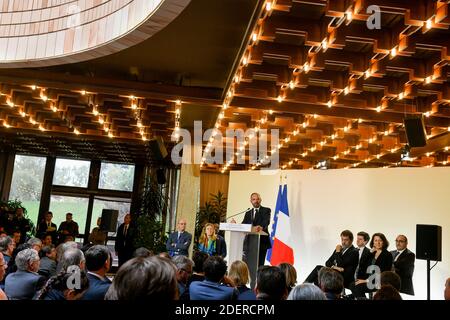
[416,224,442,300]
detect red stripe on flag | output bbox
[270,237,294,266]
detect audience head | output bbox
[192,251,208,274]
[124,214,131,225]
[278,263,297,292]
[203,256,227,283]
[228,260,250,287]
[65,213,73,222]
[12,231,21,244]
[250,192,261,208]
[64,235,75,243]
[395,235,408,251]
[43,234,53,246]
[41,245,57,260]
[27,237,43,253]
[373,285,402,300]
[370,233,389,250]
[158,252,171,259]
[287,283,327,300]
[0,236,15,256]
[105,256,178,300]
[0,252,6,281]
[177,218,187,232]
[445,278,450,300]
[61,248,85,271]
[340,230,354,248]
[15,248,40,272]
[356,231,370,248]
[44,211,53,222]
[318,267,344,297]
[255,266,287,300]
[85,245,110,274]
[133,247,153,258]
[380,271,401,291]
[36,270,89,300]
[15,207,24,218]
[172,255,194,285]
[0,231,7,238]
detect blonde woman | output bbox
[198,223,226,257]
[228,260,256,300]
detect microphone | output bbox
[226,208,250,221]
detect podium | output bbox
[220,223,268,289]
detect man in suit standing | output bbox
[115,214,134,267]
[304,230,359,289]
[240,193,271,267]
[57,213,79,243]
[166,218,192,257]
[391,234,415,295]
[36,211,57,243]
[11,207,31,244]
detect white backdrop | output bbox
[227,167,450,300]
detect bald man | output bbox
[391,234,415,295]
[166,218,192,257]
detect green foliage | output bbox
[194,191,227,244]
[133,179,168,253]
[0,199,36,236]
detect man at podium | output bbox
[240,193,271,267]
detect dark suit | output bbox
[189,280,238,300]
[356,247,372,280]
[115,223,134,266]
[391,248,415,295]
[242,206,271,266]
[36,221,58,242]
[215,235,227,258]
[82,273,112,300]
[5,270,45,300]
[304,245,359,289]
[57,220,79,242]
[38,257,57,279]
[166,231,192,257]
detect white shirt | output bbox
[358,246,365,260]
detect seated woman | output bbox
[88,217,108,245]
[228,260,256,300]
[35,269,89,300]
[351,232,393,298]
[197,223,226,258]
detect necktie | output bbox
[253,208,258,223]
[394,250,400,261]
[124,225,128,237]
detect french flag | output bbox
[266,184,294,265]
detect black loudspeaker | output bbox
[416,224,442,261]
[404,115,427,147]
[156,168,166,184]
[149,136,168,161]
[100,209,119,232]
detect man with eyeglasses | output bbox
[391,235,415,295]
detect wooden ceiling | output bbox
[201,0,450,172]
[1,0,450,171]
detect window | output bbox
[53,158,90,188]
[99,162,135,191]
[90,197,131,235]
[9,155,47,225]
[49,195,89,235]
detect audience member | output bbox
[373,284,402,300]
[42,234,53,247]
[189,256,238,300]
[380,271,401,292]
[255,266,287,300]
[36,211,57,242]
[318,267,344,300]
[287,283,327,300]
[228,260,256,300]
[27,237,43,253]
[59,248,85,273]
[82,245,112,300]
[5,248,45,299]
[172,255,194,300]
[188,251,208,285]
[0,252,7,300]
[38,245,57,279]
[279,262,297,294]
[133,247,153,258]
[105,256,178,300]
[35,270,89,300]
[0,236,15,264]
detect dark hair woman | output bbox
[35,269,89,300]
